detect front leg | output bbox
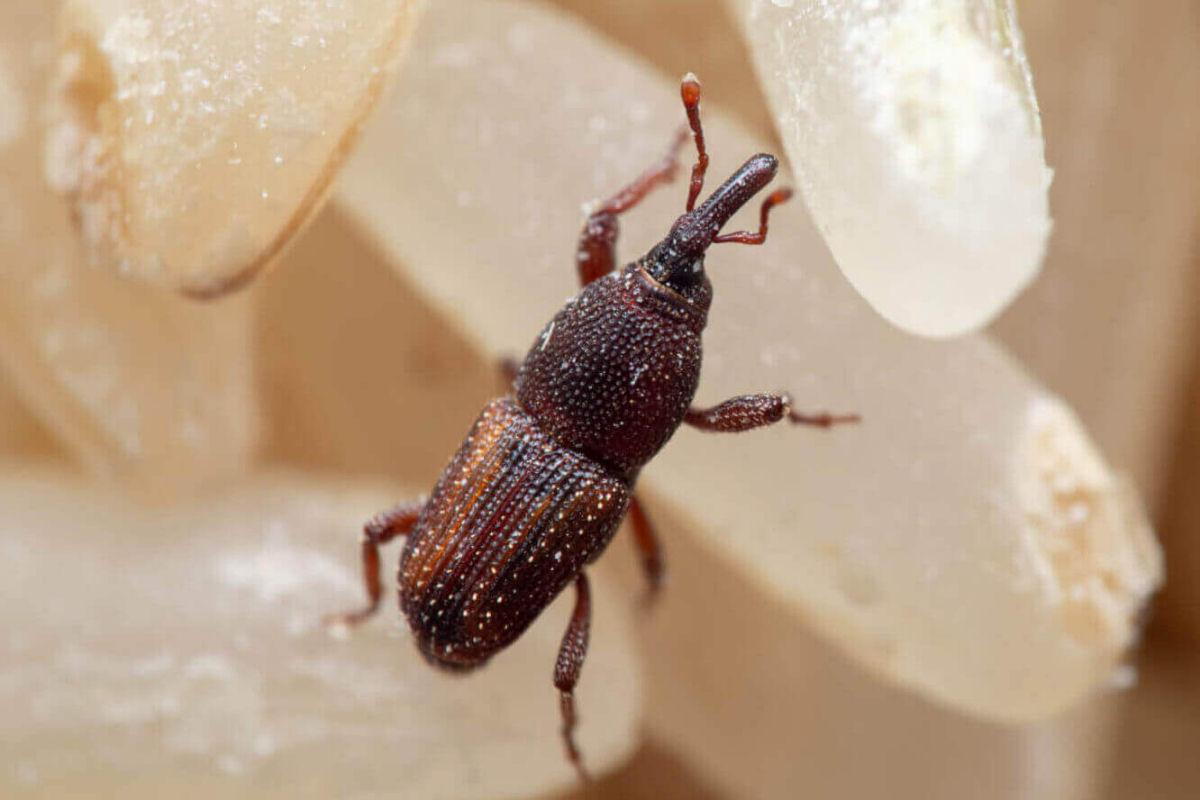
[685,393,859,433]
[576,127,687,287]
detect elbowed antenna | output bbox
[642,74,793,293]
[681,73,708,213]
[677,72,791,244]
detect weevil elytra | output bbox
[327,74,858,779]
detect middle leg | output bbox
[685,393,859,433]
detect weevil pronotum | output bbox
[327,74,858,779]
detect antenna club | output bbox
[681,73,701,105]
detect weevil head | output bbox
[641,152,779,304]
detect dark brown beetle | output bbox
[327,74,857,779]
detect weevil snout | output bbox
[646,152,781,284]
[642,75,791,297]
[695,152,780,235]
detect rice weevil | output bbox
[326,74,858,780]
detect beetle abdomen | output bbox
[399,398,629,670]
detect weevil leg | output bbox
[324,498,425,631]
[685,393,860,433]
[627,495,664,606]
[554,571,593,781]
[576,127,689,288]
[576,212,619,288]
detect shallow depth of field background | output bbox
[1,0,1198,798]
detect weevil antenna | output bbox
[681,73,708,213]
[711,187,794,246]
[643,75,792,293]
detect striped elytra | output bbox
[399,398,629,670]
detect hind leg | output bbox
[325,498,425,631]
